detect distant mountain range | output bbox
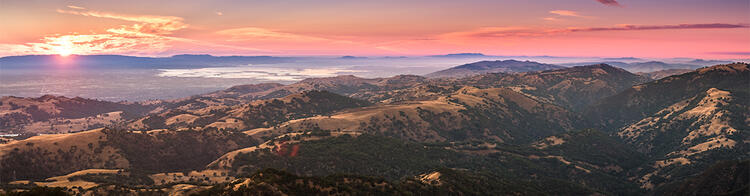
[687,59,734,66]
[602,57,645,61]
[426,59,728,79]
[563,61,713,73]
[427,53,488,58]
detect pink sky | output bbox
[1,0,748,59]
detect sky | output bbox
[1,0,748,59]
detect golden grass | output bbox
[34,169,122,190]
[0,128,130,170]
[21,111,124,134]
[150,169,234,185]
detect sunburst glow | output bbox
[52,37,74,57]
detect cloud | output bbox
[549,10,582,17]
[441,23,750,39]
[596,0,621,6]
[545,10,588,21]
[565,23,750,32]
[214,27,400,53]
[2,8,192,56]
[215,27,363,47]
[216,27,327,42]
[56,9,187,35]
[439,27,541,39]
[67,5,86,10]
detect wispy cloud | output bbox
[56,8,187,35]
[441,23,750,39]
[596,0,621,6]
[549,10,582,17]
[66,5,86,10]
[566,23,750,32]
[439,27,539,39]
[214,27,409,54]
[545,10,589,21]
[216,27,330,42]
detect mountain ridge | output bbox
[426,60,566,78]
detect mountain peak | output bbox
[428,53,486,58]
[427,60,564,78]
[577,63,617,69]
[560,63,633,76]
[637,61,668,65]
[171,54,214,58]
[37,94,64,100]
[696,62,748,74]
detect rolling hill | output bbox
[587,63,749,131]
[454,64,651,110]
[0,95,158,134]
[426,60,565,78]
[585,63,749,190]
[129,90,371,131]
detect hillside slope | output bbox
[0,95,157,134]
[225,86,577,145]
[587,63,749,131]
[456,64,650,110]
[0,128,256,182]
[129,90,371,131]
[584,63,749,190]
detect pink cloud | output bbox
[66,5,85,10]
[566,23,750,32]
[441,23,750,39]
[216,27,330,42]
[596,0,621,6]
[549,10,583,17]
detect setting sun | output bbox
[57,49,72,57]
[53,37,74,57]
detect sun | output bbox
[53,37,74,57]
[57,48,72,57]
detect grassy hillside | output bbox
[0,128,257,182]
[586,63,749,131]
[235,87,578,144]
[0,95,157,134]
[131,90,371,131]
